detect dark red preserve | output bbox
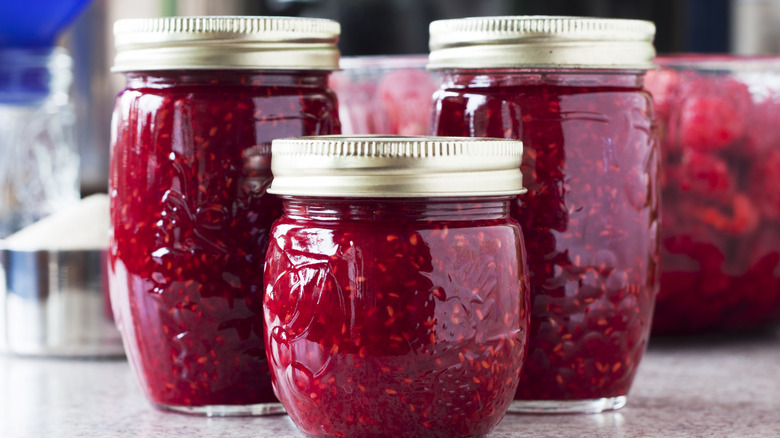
[264,136,529,438]
[429,16,659,414]
[108,16,341,416]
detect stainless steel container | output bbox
[0,248,123,357]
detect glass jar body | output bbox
[108,70,340,416]
[264,197,529,438]
[432,70,659,413]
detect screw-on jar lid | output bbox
[428,16,655,70]
[269,136,526,198]
[113,16,340,72]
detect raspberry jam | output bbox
[433,71,658,413]
[646,56,780,334]
[429,16,659,414]
[108,16,341,416]
[264,136,529,438]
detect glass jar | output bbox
[108,16,341,416]
[264,136,530,438]
[0,47,80,238]
[646,55,780,334]
[429,16,660,414]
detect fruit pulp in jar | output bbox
[645,59,780,334]
[432,71,659,402]
[264,198,529,437]
[108,71,340,410]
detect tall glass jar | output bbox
[108,16,341,416]
[430,16,660,414]
[264,136,530,438]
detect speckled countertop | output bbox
[1,330,779,438]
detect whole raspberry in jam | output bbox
[675,75,751,152]
[376,69,439,135]
[676,150,734,198]
[678,96,745,152]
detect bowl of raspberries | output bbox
[329,55,440,135]
[646,55,780,335]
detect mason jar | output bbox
[429,16,660,414]
[264,136,530,437]
[108,16,341,416]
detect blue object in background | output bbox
[0,0,93,48]
[0,48,70,104]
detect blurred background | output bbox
[47,0,780,195]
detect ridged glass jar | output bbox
[108,16,341,416]
[264,136,530,437]
[430,16,660,414]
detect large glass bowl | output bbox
[646,55,780,334]
[329,55,440,135]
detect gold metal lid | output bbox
[113,16,340,72]
[428,16,656,70]
[269,136,526,198]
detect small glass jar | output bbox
[429,16,660,413]
[108,16,341,416]
[264,136,530,438]
[646,55,780,334]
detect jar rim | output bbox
[269,135,527,198]
[112,16,340,72]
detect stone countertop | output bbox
[2,331,779,438]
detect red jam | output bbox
[264,198,529,438]
[432,71,659,402]
[646,58,780,334]
[108,71,340,410]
